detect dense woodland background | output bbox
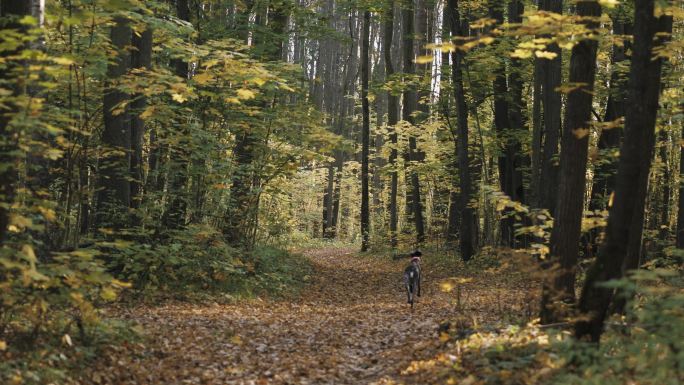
[1,0,683,383]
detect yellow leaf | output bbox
[559,42,575,50]
[101,287,117,301]
[62,334,73,347]
[193,72,213,85]
[237,88,256,100]
[230,335,243,345]
[479,36,495,45]
[599,0,619,8]
[53,57,75,66]
[0,340,6,351]
[203,59,220,69]
[511,49,533,59]
[439,332,450,343]
[440,281,455,292]
[535,50,558,60]
[414,55,433,64]
[250,77,267,86]
[608,191,615,208]
[22,245,36,263]
[140,106,155,119]
[172,93,187,103]
[38,207,57,222]
[112,279,132,288]
[439,42,457,52]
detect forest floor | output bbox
[83,248,537,385]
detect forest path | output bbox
[86,248,528,385]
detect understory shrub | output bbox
[101,224,312,299]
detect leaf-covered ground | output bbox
[83,248,536,384]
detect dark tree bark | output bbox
[130,25,152,212]
[489,0,509,225]
[540,0,602,324]
[507,0,528,248]
[539,0,562,214]
[677,117,684,248]
[402,0,426,245]
[441,1,459,247]
[530,57,543,208]
[489,0,526,247]
[657,129,671,240]
[0,0,32,245]
[360,9,371,251]
[323,163,335,238]
[320,0,337,238]
[589,16,631,211]
[575,0,672,342]
[96,16,132,229]
[163,0,191,230]
[448,0,475,262]
[373,21,386,220]
[384,0,400,247]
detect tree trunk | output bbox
[575,1,672,342]
[448,0,474,262]
[489,0,515,246]
[540,0,602,325]
[163,0,191,230]
[96,16,132,229]
[384,0,399,247]
[507,0,528,247]
[588,16,630,212]
[658,129,671,240]
[402,0,426,245]
[530,56,543,209]
[130,25,152,212]
[360,9,371,251]
[539,0,562,214]
[323,163,335,238]
[677,117,684,248]
[442,1,459,247]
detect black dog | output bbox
[403,250,422,308]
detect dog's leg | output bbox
[417,273,421,297]
[406,283,413,304]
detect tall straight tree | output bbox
[163,0,191,230]
[360,8,371,251]
[540,0,602,324]
[677,116,684,248]
[575,0,673,342]
[402,0,426,245]
[589,15,631,211]
[130,24,153,212]
[448,0,475,262]
[384,0,400,247]
[443,0,460,247]
[489,0,525,247]
[96,15,132,229]
[539,0,562,214]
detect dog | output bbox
[403,250,422,308]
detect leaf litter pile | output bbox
[84,248,539,384]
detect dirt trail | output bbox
[87,248,519,385]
